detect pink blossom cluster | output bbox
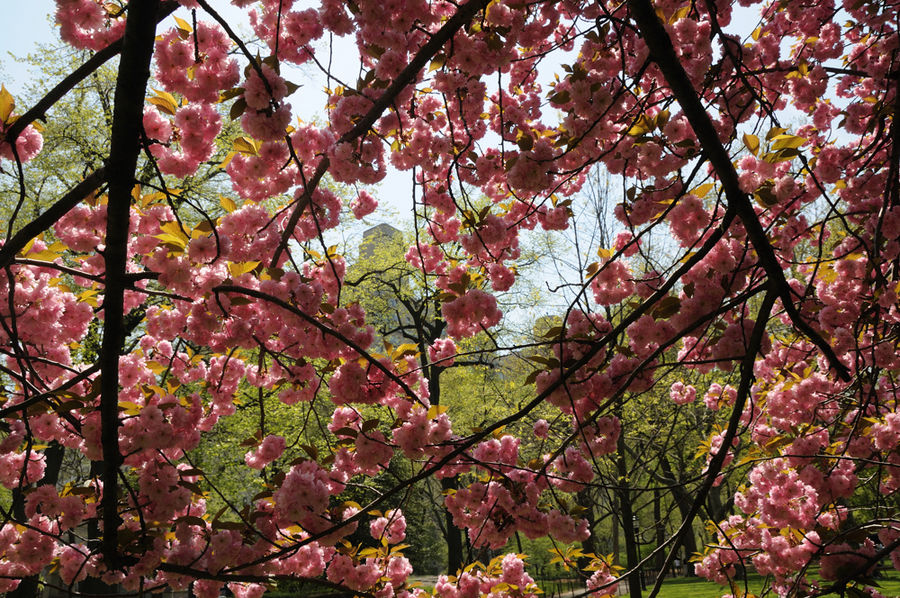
[392,404,452,459]
[433,554,539,598]
[369,509,407,544]
[351,189,379,219]
[0,123,42,163]
[586,559,619,598]
[54,0,126,50]
[227,140,297,202]
[428,337,457,367]
[154,22,239,104]
[273,460,344,530]
[147,103,222,178]
[250,4,324,66]
[441,289,503,338]
[244,434,286,469]
[326,553,415,598]
[444,435,591,548]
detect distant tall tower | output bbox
[360,223,403,260]
[353,223,409,347]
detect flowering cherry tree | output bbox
[0,0,899,596]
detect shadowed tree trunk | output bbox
[441,476,464,573]
[577,488,598,570]
[658,455,698,576]
[90,0,162,592]
[8,443,64,598]
[427,354,464,573]
[654,489,666,572]
[616,431,642,598]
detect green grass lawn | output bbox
[648,573,900,597]
[649,575,764,598]
[535,575,761,598]
[269,567,900,597]
[535,569,900,597]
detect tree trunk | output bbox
[658,455,698,576]
[98,0,161,571]
[441,476,464,573]
[654,488,666,572]
[8,443,64,598]
[612,507,620,565]
[576,488,598,570]
[616,437,642,598]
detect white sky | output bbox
[0,0,56,89]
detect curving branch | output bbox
[626,0,851,382]
[645,288,777,598]
[0,166,106,268]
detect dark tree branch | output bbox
[97,0,162,569]
[0,167,106,269]
[626,0,851,382]
[646,288,777,598]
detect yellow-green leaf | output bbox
[765,126,787,141]
[26,241,67,262]
[770,134,805,150]
[118,400,142,415]
[393,343,420,359]
[742,133,760,156]
[691,182,715,198]
[429,54,446,72]
[229,97,247,120]
[627,114,653,136]
[159,220,190,243]
[148,89,178,115]
[220,196,238,213]
[173,15,193,34]
[78,289,101,308]
[227,261,260,277]
[233,136,260,155]
[155,233,188,251]
[0,84,14,124]
[548,89,571,105]
[669,5,690,22]
[516,130,534,151]
[427,405,448,419]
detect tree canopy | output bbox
[0,0,899,597]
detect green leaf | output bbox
[175,515,206,527]
[651,295,681,319]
